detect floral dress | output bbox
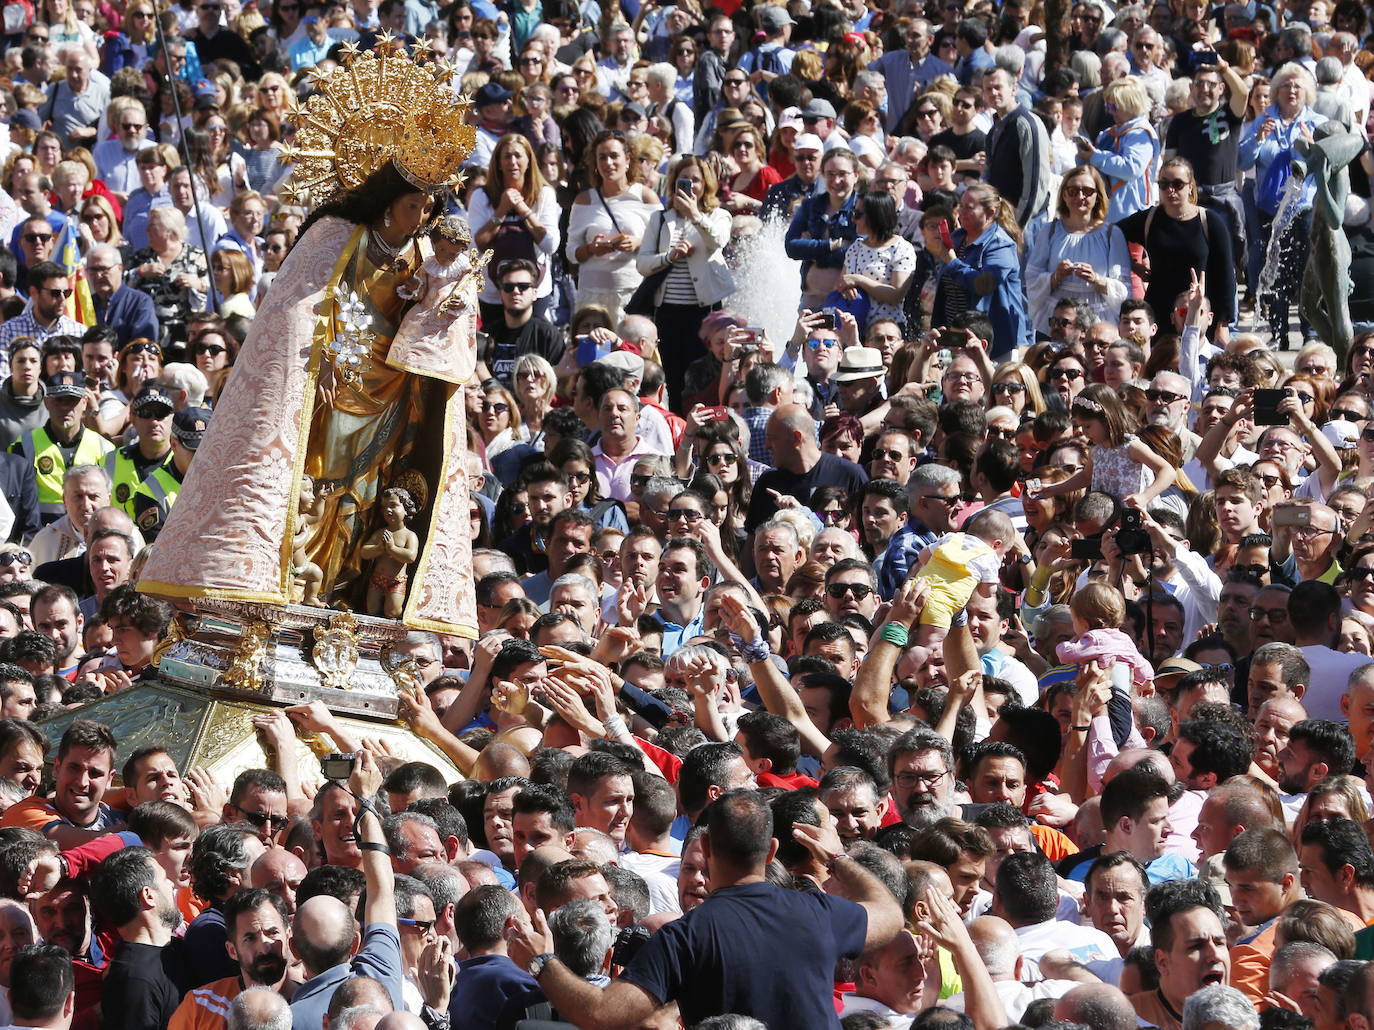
[1091,437,1149,500]
[842,234,917,325]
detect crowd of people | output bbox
[4,2,1374,1030]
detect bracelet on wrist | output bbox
[879,622,910,647]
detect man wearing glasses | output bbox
[1145,370,1199,457]
[221,768,290,846]
[693,15,736,122]
[0,262,85,357]
[485,259,564,390]
[92,98,154,199]
[10,210,62,298]
[879,463,961,599]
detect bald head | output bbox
[571,828,618,866]
[375,1015,426,1030]
[967,916,1021,979]
[250,848,307,916]
[89,506,137,539]
[1104,747,1174,785]
[772,404,814,435]
[472,741,531,781]
[1053,983,1138,1030]
[292,895,356,977]
[226,985,290,1030]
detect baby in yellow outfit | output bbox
[912,513,1013,649]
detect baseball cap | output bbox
[1322,420,1359,448]
[132,384,175,417]
[759,6,794,31]
[8,109,40,132]
[173,406,211,449]
[474,81,514,107]
[778,106,803,132]
[45,371,86,400]
[599,350,645,381]
[800,98,837,121]
[621,101,647,120]
[792,132,823,153]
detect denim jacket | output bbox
[941,223,1030,358]
[784,190,859,282]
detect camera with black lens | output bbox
[1115,508,1152,556]
[321,752,357,781]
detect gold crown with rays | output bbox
[279,36,477,206]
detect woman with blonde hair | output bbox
[477,380,525,460]
[78,194,124,251]
[469,132,560,325]
[990,361,1047,415]
[512,353,556,447]
[1240,61,1326,345]
[1025,164,1131,333]
[41,0,96,58]
[253,73,292,118]
[1078,75,1160,223]
[636,155,734,407]
[629,133,666,192]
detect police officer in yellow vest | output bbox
[109,383,175,515]
[132,405,209,541]
[8,371,115,525]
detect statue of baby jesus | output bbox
[360,486,421,619]
[396,214,474,304]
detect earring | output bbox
[384,211,392,228]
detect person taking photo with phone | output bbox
[1024,165,1132,337]
[636,155,735,410]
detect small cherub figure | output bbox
[361,486,420,619]
[291,474,326,606]
[396,214,473,302]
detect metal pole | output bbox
[151,7,219,315]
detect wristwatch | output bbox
[528,953,556,978]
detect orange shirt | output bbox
[1230,919,1279,1005]
[1030,822,1079,863]
[168,975,242,1030]
[0,797,68,832]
